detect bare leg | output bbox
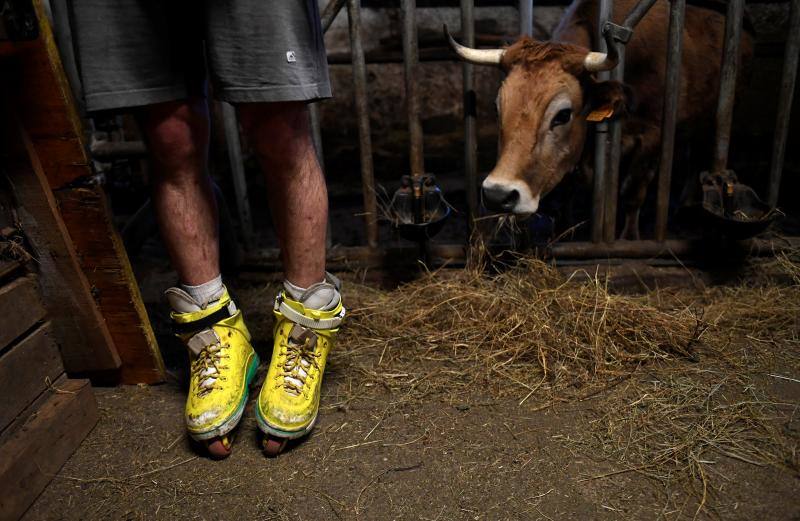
[140,98,219,285]
[239,102,327,288]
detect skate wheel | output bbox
[263,435,288,457]
[206,435,233,459]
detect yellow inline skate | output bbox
[255,274,345,456]
[167,286,259,459]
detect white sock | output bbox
[181,275,224,307]
[284,279,339,311]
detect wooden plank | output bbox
[0,110,121,374]
[0,378,97,521]
[0,322,64,432]
[31,138,88,190]
[0,275,46,350]
[0,0,165,383]
[57,187,164,384]
[8,0,89,191]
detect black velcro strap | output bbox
[172,305,234,335]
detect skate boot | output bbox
[255,274,345,456]
[167,286,260,459]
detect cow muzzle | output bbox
[481,179,540,215]
[482,185,519,212]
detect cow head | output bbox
[446,27,630,215]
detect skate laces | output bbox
[190,331,230,397]
[279,325,319,396]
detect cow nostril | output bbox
[482,185,519,212]
[502,189,520,210]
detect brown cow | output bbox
[448,0,753,239]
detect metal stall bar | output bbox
[347,0,379,248]
[603,0,657,242]
[321,0,347,33]
[711,0,744,175]
[519,0,533,37]
[604,32,624,243]
[591,0,613,242]
[549,237,797,259]
[654,0,686,242]
[319,0,348,249]
[623,0,658,28]
[221,102,255,248]
[461,0,479,228]
[401,0,425,176]
[768,0,800,207]
[308,104,333,249]
[249,237,799,269]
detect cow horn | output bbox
[443,24,504,66]
[583,26,619,72]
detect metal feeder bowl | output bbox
[388,174,451,242]
[699,170,778,240]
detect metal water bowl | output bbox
[699,170,779,240]
[387,174,451,242]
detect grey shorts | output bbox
[68,0,331,112]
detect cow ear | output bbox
[585,81,633,122]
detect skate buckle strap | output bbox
[172,301,238,336]
[186,329,220,356]
[274,294,345,330]
[289,324,318,349]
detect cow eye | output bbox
[551,108,572,128]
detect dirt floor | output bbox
[24,253,800,520]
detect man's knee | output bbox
[238,102,313,165]
[141,99,209,172]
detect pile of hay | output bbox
[339,251,799,395]
[338,257,705,399]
